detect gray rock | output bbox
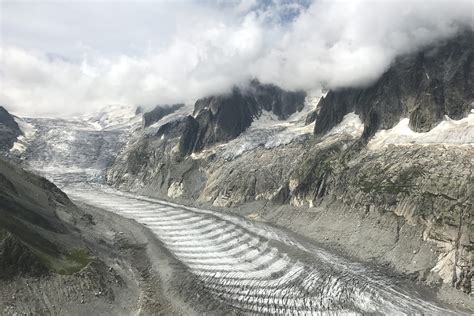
[314,30,473,138]
[192,80,305,151]
[0,106,21,153]
[142,104,184,128]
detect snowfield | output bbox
[369,110,474,148]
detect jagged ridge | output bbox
[310,30,473,139]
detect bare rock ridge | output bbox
[148,80,306,156]
[142,103,184,128]
[0,106,21,153]
[0,230,50,279]
[310,30,473,139]
[107,80,306,192]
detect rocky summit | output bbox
[310,30,473,138]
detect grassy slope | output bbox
[0,159,92,276]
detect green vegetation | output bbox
[294,144,341,191]
[34,247,93,275]
[1,217,92,275]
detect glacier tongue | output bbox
[64,183,459,315]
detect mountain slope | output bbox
[0,106,21,154]
[191,80,306,152]
[0,158,93,277]
[105,30,473,308]
[0,156,189,314]
[309,30,473,138]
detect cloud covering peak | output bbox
[1,0,472,117]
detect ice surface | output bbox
[80,104,140,130]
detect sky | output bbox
[0,0,473,117]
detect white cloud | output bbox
[0,0,472,117]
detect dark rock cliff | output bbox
[142,104,184,128]
[191,80,306,152]
[139,80,306,157]
[0,106,22,152]
[312,30,473,139]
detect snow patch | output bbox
[81,104,139,130]
[324,113,364,138]
[219,113,314,160]
[10,141,26,153]
[369,112,474,148]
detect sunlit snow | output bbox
[324,112,364,138]
[81,104,140,130]
[369,110,474,148]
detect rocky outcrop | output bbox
[313,30,473,138]
[192,89,259,151]
[142,104,184,128]
[289,142,473,294]
[192,80,305,151]
[108,80,306,186]
[0,106,21,153]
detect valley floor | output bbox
[2,172,472,315]
[60,184,473,314]
[137,191,474,314]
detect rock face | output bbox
[313,30,473,138]
[142,104,184,128]
[0,106,21,153]
[192,80,306,151]
[107,80,306,198]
